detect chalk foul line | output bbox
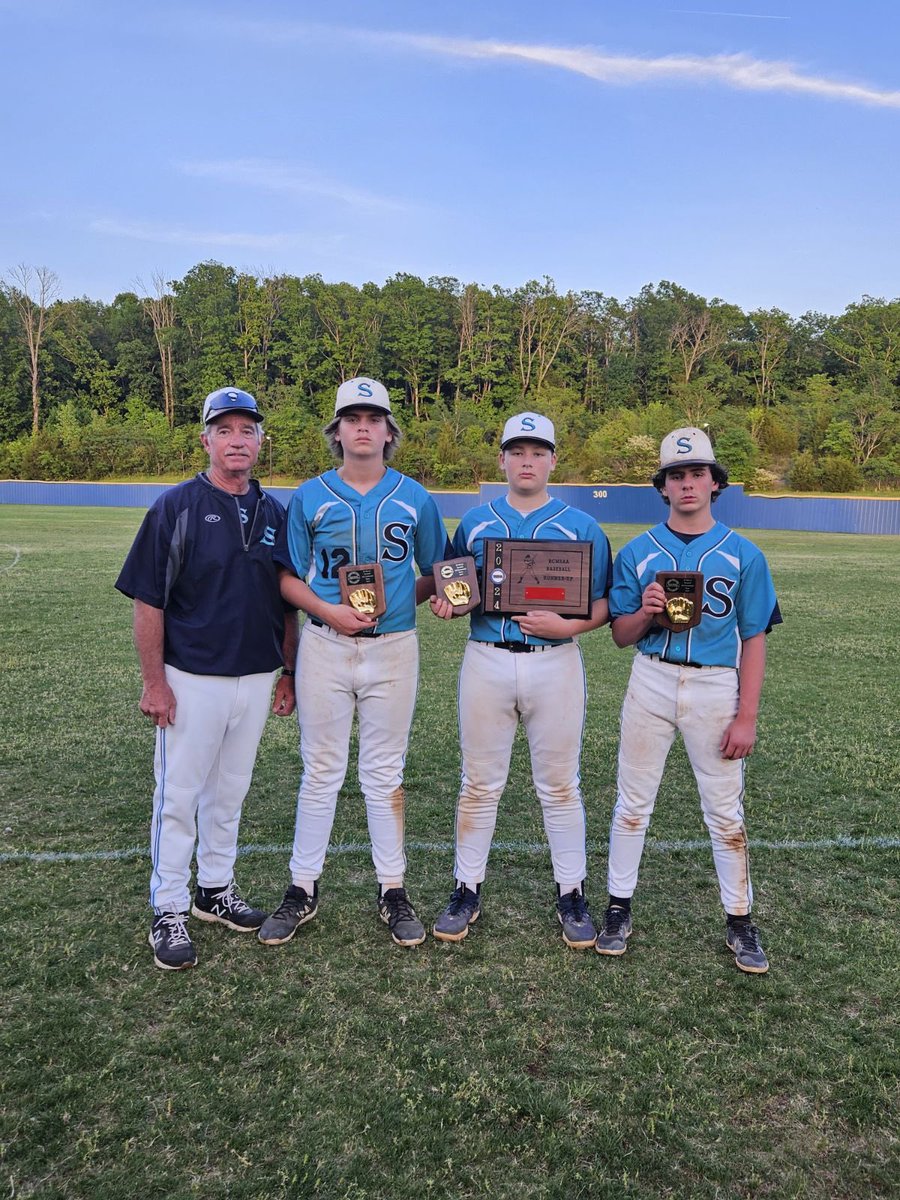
[2,834,898,866]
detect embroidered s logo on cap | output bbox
[658,427,718,471]
[202,387,262,424]
[499,412,555,450]
[334,377,391,415]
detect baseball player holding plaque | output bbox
[430,412,611,948]
[597,427,782,973]
[258,378,450,949]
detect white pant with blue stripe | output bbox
[149,665,276,914]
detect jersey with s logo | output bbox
[452,495,612,648]
[609,521,782,668]
[276,468,450,634]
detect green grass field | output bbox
[1,507,898,1200]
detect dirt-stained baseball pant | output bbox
[288,621,419,887]
[609,653,753,915]
[149,665,277,913]
[453,639,588,892]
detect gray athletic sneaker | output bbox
[595,904,633,956]
[378,887,426,947]
[148,911,198,971]
[725,919,769,974]
[192,882,266,931]
[556,888,597,949]
[433,884,481,942]
[257,883,319,945]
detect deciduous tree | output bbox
[3,264,60,433]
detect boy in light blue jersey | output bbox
[596,427,782,974]
[430,413,611,948]
[258,377,450,949]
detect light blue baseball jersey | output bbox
[275,468,450,634]
[453,495,612,646]
[610,521,782,668]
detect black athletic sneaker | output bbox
[725,919,769,974]
[192,882,266,932]
[595,904,633,956]
[556,888,597,949]
[378,887,426,947]
[257,883,319,945]
[148,911,198,971]
[433,884,481,942]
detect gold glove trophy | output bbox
[338,563,387,617]
[432,556,480,616]
[655,571,703,632]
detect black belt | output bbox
[309,617,384,639]
[482,641,560,654]
[648,654,719,669]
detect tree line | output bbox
[1,261,898,491]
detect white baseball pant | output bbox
[149,665,277,913]
[609,653,753,915]
[288,621,419,887]
[453,639,588,892]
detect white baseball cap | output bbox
[658,427,718,471]
[334,377,392,416]
[500,412,556,451]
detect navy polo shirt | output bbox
[116,473,288,677]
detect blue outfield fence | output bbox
[1,478,899,534]
[478,482,900,535]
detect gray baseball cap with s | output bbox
[658,427,718,470]
[334,377,392,416]
[500,412,556,450]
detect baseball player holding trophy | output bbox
[429,413,611,948]
[596,427,781,973]
[258,378,450,949]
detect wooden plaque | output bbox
[433,556,481,615]
[338,562,387,618]
[655,571,703,631]
[480,539,593,618]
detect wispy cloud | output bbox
[191,18,900,110]
[308,27,898,111]
[177,159,412,214]
[90,218,305,251]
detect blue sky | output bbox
[1,0,897,317]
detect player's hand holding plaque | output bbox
[433,557,480,615]
[481,539,593,618]
[655,571,703,631]
[338,563,387,618]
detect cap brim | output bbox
[660,458,716,469]
[334,402,391,416]
[205,408,263,423]
[501,437,555,451]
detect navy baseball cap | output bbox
[202,387,263,425]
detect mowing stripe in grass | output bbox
[4,833,899,865]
